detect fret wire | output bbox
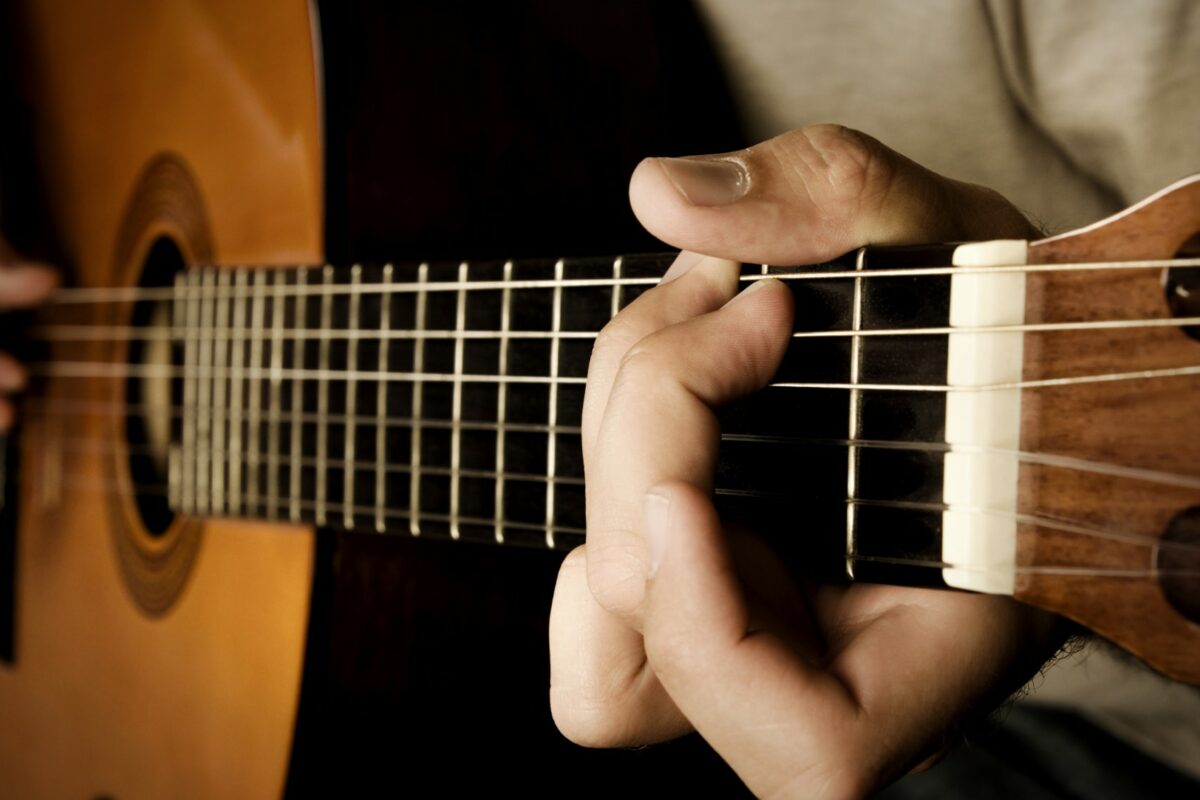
[227,270,248,516]
[42,256,1200,306]
[450,262,468,540]
[409,263,429,537]
[845,247,866,579]
[494,260,513,544]
[289,269,307,522]
[374,265,393,533]
[611,255,622,319]
[315,265,334,526]
[168,275,185,509]
[195,269,214,516]
[267,270,285,521]
[246,270,267,516]
[545,259,564,549]
[180,270,198,514]
[343,265,362,529]
[211,270,231,515]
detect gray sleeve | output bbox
[986,0,1200,205]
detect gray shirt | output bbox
[697,0,1200,776]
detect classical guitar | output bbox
[1,1,1197,797]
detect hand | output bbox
[549,125,1064,797]
[0,239,58,430]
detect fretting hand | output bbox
[0,240,58,430]
[549,125,1065,798]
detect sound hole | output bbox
[1158,505,1200,623]
[124,237,184,537]
[1165,233,1200,341]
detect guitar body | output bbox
[0,1,321,796]
[0,1,749,795]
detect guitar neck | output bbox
[168,247,962,586]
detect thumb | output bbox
[629,124,1038,265]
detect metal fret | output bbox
[343,265,362,529]
[409,263,429,536]
[289,269,307,522]
[494,260,513,543]
[267,270,285,521]
[227,270,248,516]
[246,270,267,515]
[449,262,468,540]
[169,274,186,509]
[211,270,231,514]
[374,264,393,533]
[845,248,867,578]
[611,255,623,318]
[545,259,564,549]
[195,269,215,515]
[180,270,199,514]
[315,265,334,526]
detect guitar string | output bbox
[19,470,1200,574]
[38,254,1200,306]
[25,425,1200,555]
[17,256,1199,572]
[846,555,1200,579]
[14,469,587,538]
[23,358,1200,392]
[21,397,1200,491]
[23,313,1200,343]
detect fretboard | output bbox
[168,249,958,585]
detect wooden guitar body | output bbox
[3,2,1198,797]
[0,1,321,796]
[0,1,750,796]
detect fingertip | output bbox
[0,352,27,392]
[0,262,60,307]
[629,158,728,255]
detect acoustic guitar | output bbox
[1,1,1197,797]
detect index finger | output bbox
[585,277,793,623]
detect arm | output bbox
[549,125,1065,798]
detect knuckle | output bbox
[614,343,669,390]
[585,539,648,618]
[592,309,650,363]
[772,124,896,212]
[558,542,589,575]
[642,622,708,680]
[549,687,640,749]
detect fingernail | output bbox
[660,250,705,285]
[643,488,672,578]
[656,157,750,207]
